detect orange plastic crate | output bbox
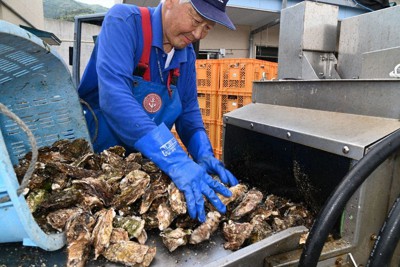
[219,58,265,92]
[260,61,278,80]
[215,120,224,157]
[196,59,220,92]
[214,148,222,160]
[171,126,186,152]
[171,120,217,155]
[203,118,218,149]
[197,89,218,120]
[217,91,252,120]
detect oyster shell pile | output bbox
[15,138,314,266]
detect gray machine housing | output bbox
[224,3,400,266]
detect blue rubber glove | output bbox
[134,123,232,222]
[188,130,238,186]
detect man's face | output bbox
[163,0,216,50]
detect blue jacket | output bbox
[78,3,204,150]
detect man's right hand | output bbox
[134,123,232,222]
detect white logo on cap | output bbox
[217,0,224,3]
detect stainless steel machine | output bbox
[221,2,400,266]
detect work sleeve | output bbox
[96,6,157,150]
[175,51,206,147]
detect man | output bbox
[78,0,238,223]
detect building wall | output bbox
[201,24,253,58]
[0,0,44,29]
[43,18,101,77]
[253,24,280,48]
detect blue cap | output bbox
[190,0,236,30]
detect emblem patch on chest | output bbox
[143,93,162,113]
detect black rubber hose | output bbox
[299,129,400,267]
[367,196,400,267]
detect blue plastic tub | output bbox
[0,20,91,251]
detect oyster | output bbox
[113,215,145,239]
[35,187,84,215]
[102,241,156,267]
[26,189,48,213]
[222,220,254,251]
[208,183,248,211]
[231,189,263,220]
[72,152,102,171]
[48,162,99,180]
[189,211,221,244]
[112,170,150,209]
[78,193,104,211]
[137,229,148,245]
[109,228,130,244]
[124,152,143,173]
[65,211,96,267]
[174,214,200,229]
[139,174,169,214]
[160,228,192,252]
[72,177,114,206]
[249,214,273,244]
[141,159,160,173]
[59,138,91,161]
[100,148,126,178]
[142,210,159,230]
[168,182,187,215]
[46,207,83,232]
[157,202,175,231]
[91,208,116,259]
[283,205,313,229]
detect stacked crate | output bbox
[171,60,220,154]
[215,59,277,159]
[172,59,278,159]
[196,59,220,156]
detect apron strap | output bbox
[134,7,180,92]
[135,7,152,81]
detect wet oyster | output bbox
[208,184,248,212]
[174,214,200,229]
[222,220,254,251]
[59,138,91,162]
[141,160,160,173]
[157,202,175,231]
[34,187,84,215]
[113,215,145,239]
[100,148,126,178]
[65,211,96,267]
[26,189,48,213]
[72,152,102,171]
[137,229,148,245]
[142,210,159,230]
[160,228,192,252]
[109,228,129,244]
[48,162,99,180]
[112,170,150,209]
[140,174,169,214]
[249,214,273,244]
[124,152,143,173]
[72,177,114,206]
[231,189,263,220]
[102,241,156,267]
[91,208,116,259]
[46,207,83,232]
[168,182,186,215]
[189,211,221,244]
[78,193,104,211]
